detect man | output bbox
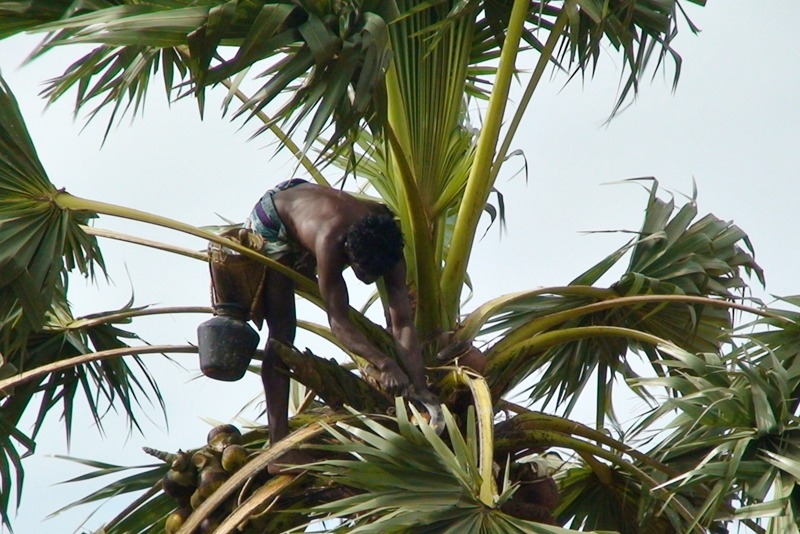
[244,179,430,472]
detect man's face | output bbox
[352,263,379,284]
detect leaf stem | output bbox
[462,372,496,505]
[68,306,212,329]
[499,409,682,477]
[490,294,790,357]
[54,191,322,299]
[440,0,530,317]
[0,345,197,394]
[489,9,569,183]
[486,325,671,375]
[220,79,330,187]
[80,225,207,261]
[385,124,440,335]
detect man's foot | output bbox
[376,359,410,396]
[267,449,315,476]
[406,386,445,434]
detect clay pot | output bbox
[197,304,258,381]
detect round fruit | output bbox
[162,474,194,505]
[198,468,229,498]
[170,450,192,472]
[221,444,249,473]
[166,464,197,488]
[190,488,205,510]
[192,450,220,470]
[207,424,241,445]
[164,507,191,534]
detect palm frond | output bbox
[0,417,34,529]
[302,400,595,533]
[467,180,762,421]
[556,464,681,534]
[25,0,397,158]
[0,74,104,349]
[629,335,800,529]
[552,0,703,117]
[0,300,168,529]
[48,456,166,519]
[0,0,78,39]
[8,299,167,436]
[51,454,175,534]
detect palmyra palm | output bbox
[1,1,798,532]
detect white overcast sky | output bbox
[1,1,799,532]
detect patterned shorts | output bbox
[244,179,315,276]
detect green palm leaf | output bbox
[0,74,104,350]
[26,0,398,157]
[466,180,762,422]
[48,456,167,521]
[554,0,705,117]
[0,299,167,529]
[0,417,34,529]
[630,335,800,530]
[303,400,601,533]
[557,465,681,534]
[0,0,76,39]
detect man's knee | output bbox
[267,321,295,344]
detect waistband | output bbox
[253,178,309,228]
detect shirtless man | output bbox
[244,179,429,471]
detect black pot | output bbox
[197,305,259,381]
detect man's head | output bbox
[344,213,404,283]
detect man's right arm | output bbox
[316,255,410,395]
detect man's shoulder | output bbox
[289,187,376,219]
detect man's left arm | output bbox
[383,261,426,389]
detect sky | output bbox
[1,1,799,532]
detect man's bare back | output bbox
[245,181,431,472]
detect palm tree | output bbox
[1,0,799,533]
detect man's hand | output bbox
[377,359,410,396]
[368,362,445,435]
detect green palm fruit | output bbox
[207,427,244,452]
[192,450,220,470]
[166,464,197,487]
[164,506,191,534]
[170,450,193,472]
[197,467,229,498]
[162,473,194,505]
[221,444,249,473]
[190,488,205,510]
[207,424,241,445]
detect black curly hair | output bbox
[343,212,404,277]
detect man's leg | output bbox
[261,269,310,473]
[262,269,296,442]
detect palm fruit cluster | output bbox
[147,424,252,534]
[499,457,560,524]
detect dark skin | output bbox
[258,183,427,473]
